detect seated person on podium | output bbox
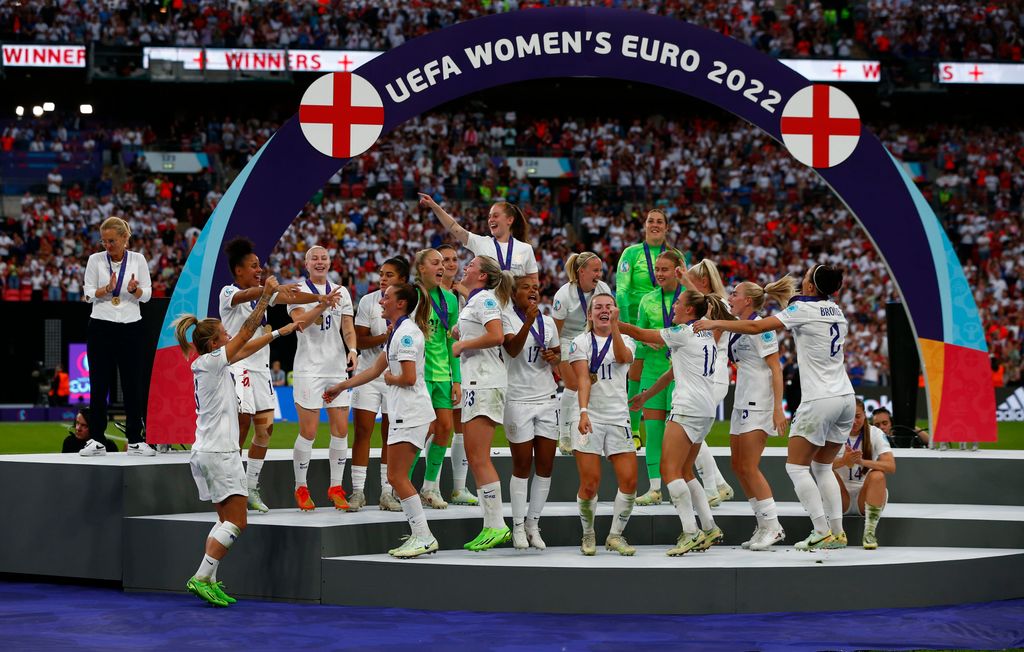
[62,408,119,454]
[833,400,895,550]
[871,407,929,447]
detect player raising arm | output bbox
[176,276,298,606]
[695,264,855,552]
[324,284,439,558]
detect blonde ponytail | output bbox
[688,259,726,298]
[565,251,599,285]
[172,314,221,358]
[476,255,515,307]
[739,276,797,313]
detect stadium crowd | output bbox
[2,106,1021,385]
[0,1,1021,61]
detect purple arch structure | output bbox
[149,8,995,444]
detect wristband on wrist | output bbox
[271,329,281,340]
[579,407,589,413]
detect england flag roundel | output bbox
[779,84,861,169]
[299,72,385,159]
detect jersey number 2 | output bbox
[829,323,841,357]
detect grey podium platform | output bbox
[3,448,1024,582]
[121,502,1024,606]
[322,546,1024,614]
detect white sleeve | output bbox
[754,329,780,358]
[219,285,237,319]
[479,295,502,326]
[521,242,539,275]
[465,231,489,258]
[551,285,570,320]
[83,254,100,302]
[340,287,354,317]
[134,252,152,303]
[393,330,421,362]
[775,302,810,329]
[870,426,892,460]
[567,334,589,364]
[621,334,637,355]
[544,317,559,349]
[659,324,690,349]
[355,296,372,328]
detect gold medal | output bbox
[111,297,120,306]
[263,325,273,335]
[589,372,598,383]
[315,316,324,326]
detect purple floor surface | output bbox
[0,580,1022,651]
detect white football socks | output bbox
[577,494,597,535]
[400,494,431,539]
[668,479,697,534]
[352,465,368,494]
[450,433,469,492]
[687,478,716,530]
[811,460,844,535]
[328,435,348,487]
[292,436,313,489]
[479,481,505,529]
[786,462,829,534]
[526,475,551,526]
[510,475,529,525]
[610,490,635,536]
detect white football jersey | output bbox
[386,317,435,429]
[841,425,893,489]
[191,346,241,453]
[568,331,636,426]
[218,284,277,372]
[458,289,510,390]
[354,289,387,375]
[661,323,719,417]
[466,232,539,277]
[713,301,732,387]
[776,298,854,401]
[729,316,780,412]
[552,280,613,345]
[502,306,559,402]
[289,282,353,378]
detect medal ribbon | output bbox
[493,237,515,271]
[661,285,682,358]
[514,306,545,349]
[642,242,665,287]
[386,316,408,356]
[589,331,613,377]
[429,287,450,330]
[106,252,128,300]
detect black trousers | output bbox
[87,318,144,444]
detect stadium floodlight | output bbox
[80,104,93,115]
[32,105,43,117]
[42,102,55,112]
[15,106,24,117]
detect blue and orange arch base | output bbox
[147,8,995,444]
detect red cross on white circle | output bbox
[779,84,861,169]
[299,72,385,159]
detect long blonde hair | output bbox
[688,259,726,298]
[476,255,515,307]
[172,314,221,358]
[565,251,599,285]
[412,248,443,334]
[738,276,798,312]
